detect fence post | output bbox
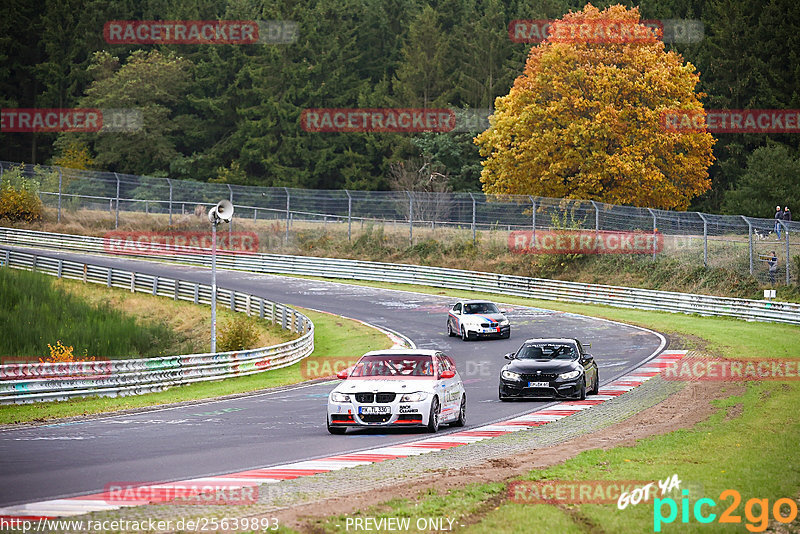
[590,200,599,235]
[698,213,708,268]
[780,220,790,284]
[346,190,352,242]
[167,178,173,227]
[113,172,120,229]
[284,187,290,244]
[406,191,413,244]
[647,208,657,260]
[469,193,476,244]
[57,168,63,223]
[528,195,536,249]
[742,216,753,275]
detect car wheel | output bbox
[427,397,441,432]
[576,378,586,400]
[461,326,470,341]
[589,371,600,395]
[501,330,510,339]
[327,420,346,435]
[499,386,510,401]
[453,396,467,427]
[447,321,455,337]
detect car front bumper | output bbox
[499,378,582,399]
[327,399,431,427]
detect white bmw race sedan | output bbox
[326,349,466,434]
[447,300,511,341]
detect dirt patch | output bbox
[725,403,743,421]
[274,380,743,532]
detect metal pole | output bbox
[742,216,753,275]
[346,190,352,242]
[167,178,173,227]
[227,184,233,241]
[469,193,476,244]
[406,191,413,244]
[211,221,217,353]
[781,220,790,285]
[284,187,290,244]
[590,200,599,235]
[114,172,120,229]
[698,213,708,268]
[647,208,657,260]
[528,196,536,249]
[57,168,63,223]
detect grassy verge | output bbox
[0,306,393,425]
[0,267,296,361]
[0,267,181,359]
[269,278,800,534]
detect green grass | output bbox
[266,276,800,534]
[0,307,393,425]
[0,267,180,360]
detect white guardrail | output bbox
[2,227,800,326]
[0,244,314,405]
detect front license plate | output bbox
[528,381,549,387]
[359,406,391,415]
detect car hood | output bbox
[505,359,580,374]
[460,312,506,324]
[332,378,439,395]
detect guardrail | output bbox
[2,227,799,326]
[0,246,314,404]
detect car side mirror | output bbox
[582,354,594,362]
[336,368,350,379]
[439,370,456,379]
[504,352,514,360]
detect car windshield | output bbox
[516,343,577,360]
[463,302,500,314]
[349,355,434,377]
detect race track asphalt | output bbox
[0,248,665,506]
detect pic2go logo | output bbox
[654,489,799,532]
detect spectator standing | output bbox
[784,206,792,223]
[767,251,778,284]
[775,206,783,238]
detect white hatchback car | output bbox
[326,349,466,434]
[447,300,510,341]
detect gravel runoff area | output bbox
[36,370,688,533]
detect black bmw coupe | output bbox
[499,338,599,401]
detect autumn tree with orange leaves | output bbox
[475,4,715,210]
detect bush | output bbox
[217,316,259,352]
[0,185,43,222]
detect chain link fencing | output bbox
[1,160,797,285]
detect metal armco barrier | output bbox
[0,246,314,404]
[2,227,799,326]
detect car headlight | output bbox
[558,370,581,380]
[330,391,351,402]
[400,391,428,402]
[499,319,509,326]
[501,370,522,381]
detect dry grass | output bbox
[53,277,296,355]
